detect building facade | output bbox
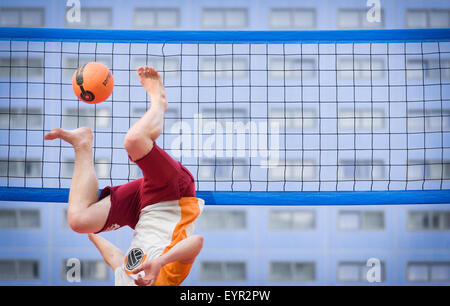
[0,0,449,285]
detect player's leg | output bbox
[88,233,124,271]
[124,66,168,161]
[44,127,110,233]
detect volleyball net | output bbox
[0,27,450,205]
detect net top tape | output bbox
[0,27,450,44]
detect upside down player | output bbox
[44,66,204,286]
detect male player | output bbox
[44,66,204,286]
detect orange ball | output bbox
[72,62,114,104]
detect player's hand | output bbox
[132,258,162,286]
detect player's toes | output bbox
[137,66,144,76]
[44,128,64,140]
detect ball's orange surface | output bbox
[72,62,114,104]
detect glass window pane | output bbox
[430,263,450,282]
[225,9,247,28]
[0,260,16,280]
[82,261,108,280]
[0,9,20,27]
[338,10,360,28]
[270,262,291,281]
[200,262,223,281]
[88,9,111,28]
[408,263,429,282]
[406,11,427,28]
[269,10,291,28]
[226,211,246,229]
[338,263,360,282]
[0,210,18,228]
[269,211,292,230]
[21,9,44,27]
[292,211,315,230]
[225,262,246,281]
[293,10,315,28]
[362,211,384,230]
[407,211,429,230]
[293,262,315,282]
[443,212,450,230]
[18,210,40,228]
[429,11,449,28]
[17,260,39,280]
[134,10,156,28]
[156,10,179,28]
[202,10,224,28]
[338,211,360,230]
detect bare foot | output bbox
[137,66,168,111]
[44,127,93,150]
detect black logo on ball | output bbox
[125,248,144,271]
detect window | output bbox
[202,8,248,29]
[0,260,40,280]
[0,160,42,178]
[0,107,43,130]
[61,158,110,179]
[337,57,385,79]
[269,8,316,29]
[199,57,248,79]
[338,109,385,131]
[269,210,315,231]
[268,159,317,181]
[338,210,385,231]
[0,209,41,229]
[407,211,450,231]
[0,8,44,27]
[406,10,450,28]
[337,9,384,29]
[61,259,108,281]
[65,8,112,28]
[269,107,317,130]
[338,261,385,282]
[200,106,249,128]
[0,57,44,79]
[130,56,180,80]
[133,8,179,29]
[63,56,112,80]
[339,159,386,180]
[198,158,249,181]
[407,160,450,181]
[200,261,246,281]
[407,109,450,133]
[407,262,450,282]
[62,107,111,129]
[132,106,179,125]
[270,261,315,282]
[198,210,246,230]
[268,57,316,79]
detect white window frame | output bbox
[133,8,180,29]
[405,10,450,29]
[269,8,316,29]
[0,7,45,27]
[269,261,316,282]
[337,210,385,231]
[268,210,316,231]
[199,261,247,282]
[201,8,248,29]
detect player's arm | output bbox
[88,233,124,271]
[132,235,203,286]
